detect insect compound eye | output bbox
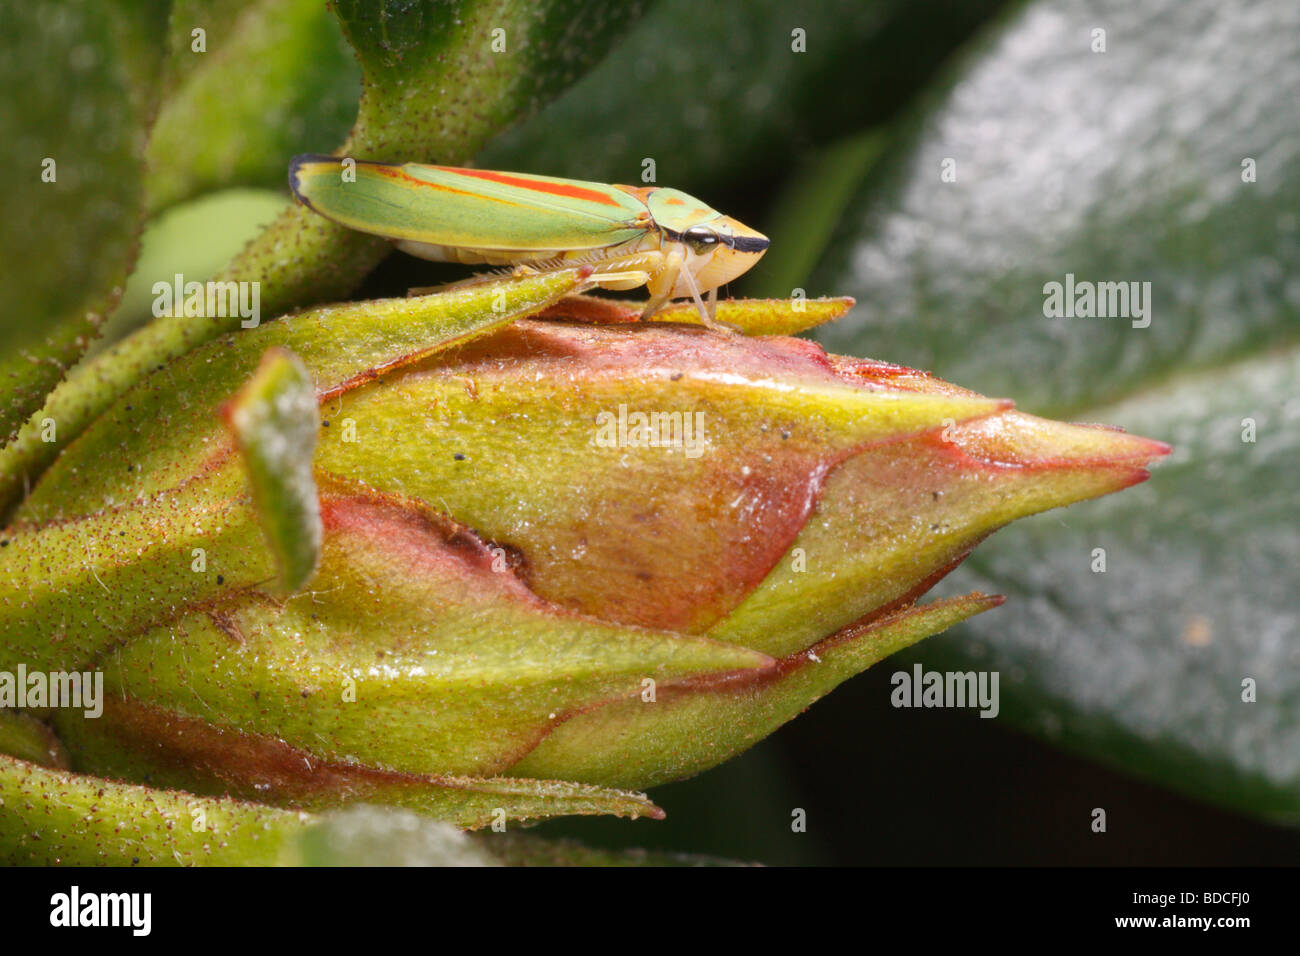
[682,226,720,254]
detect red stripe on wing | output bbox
[374,166,521,205]
[447,168,625,207]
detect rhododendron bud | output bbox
[0,277,1168,830]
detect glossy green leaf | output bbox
[809,0,1300,416]
[803,0,1300,819]
[932,347,1300,821]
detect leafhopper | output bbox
[288,155,769,327]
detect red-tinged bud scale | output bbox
[0,277,1169,848]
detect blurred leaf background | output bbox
[3,0,1298,863]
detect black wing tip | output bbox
[731,234,770,253]
[288,153,344,174]
[288,154,412,194]
[287,153,342,202]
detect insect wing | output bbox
[290,156,651,253]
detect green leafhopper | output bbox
[289,156,769,327]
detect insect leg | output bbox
[591,269,653,289]
[678,262,739,333]
[639,250,682,320]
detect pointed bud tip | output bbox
[1067,423,1173,463]
[949,411,1171,474]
